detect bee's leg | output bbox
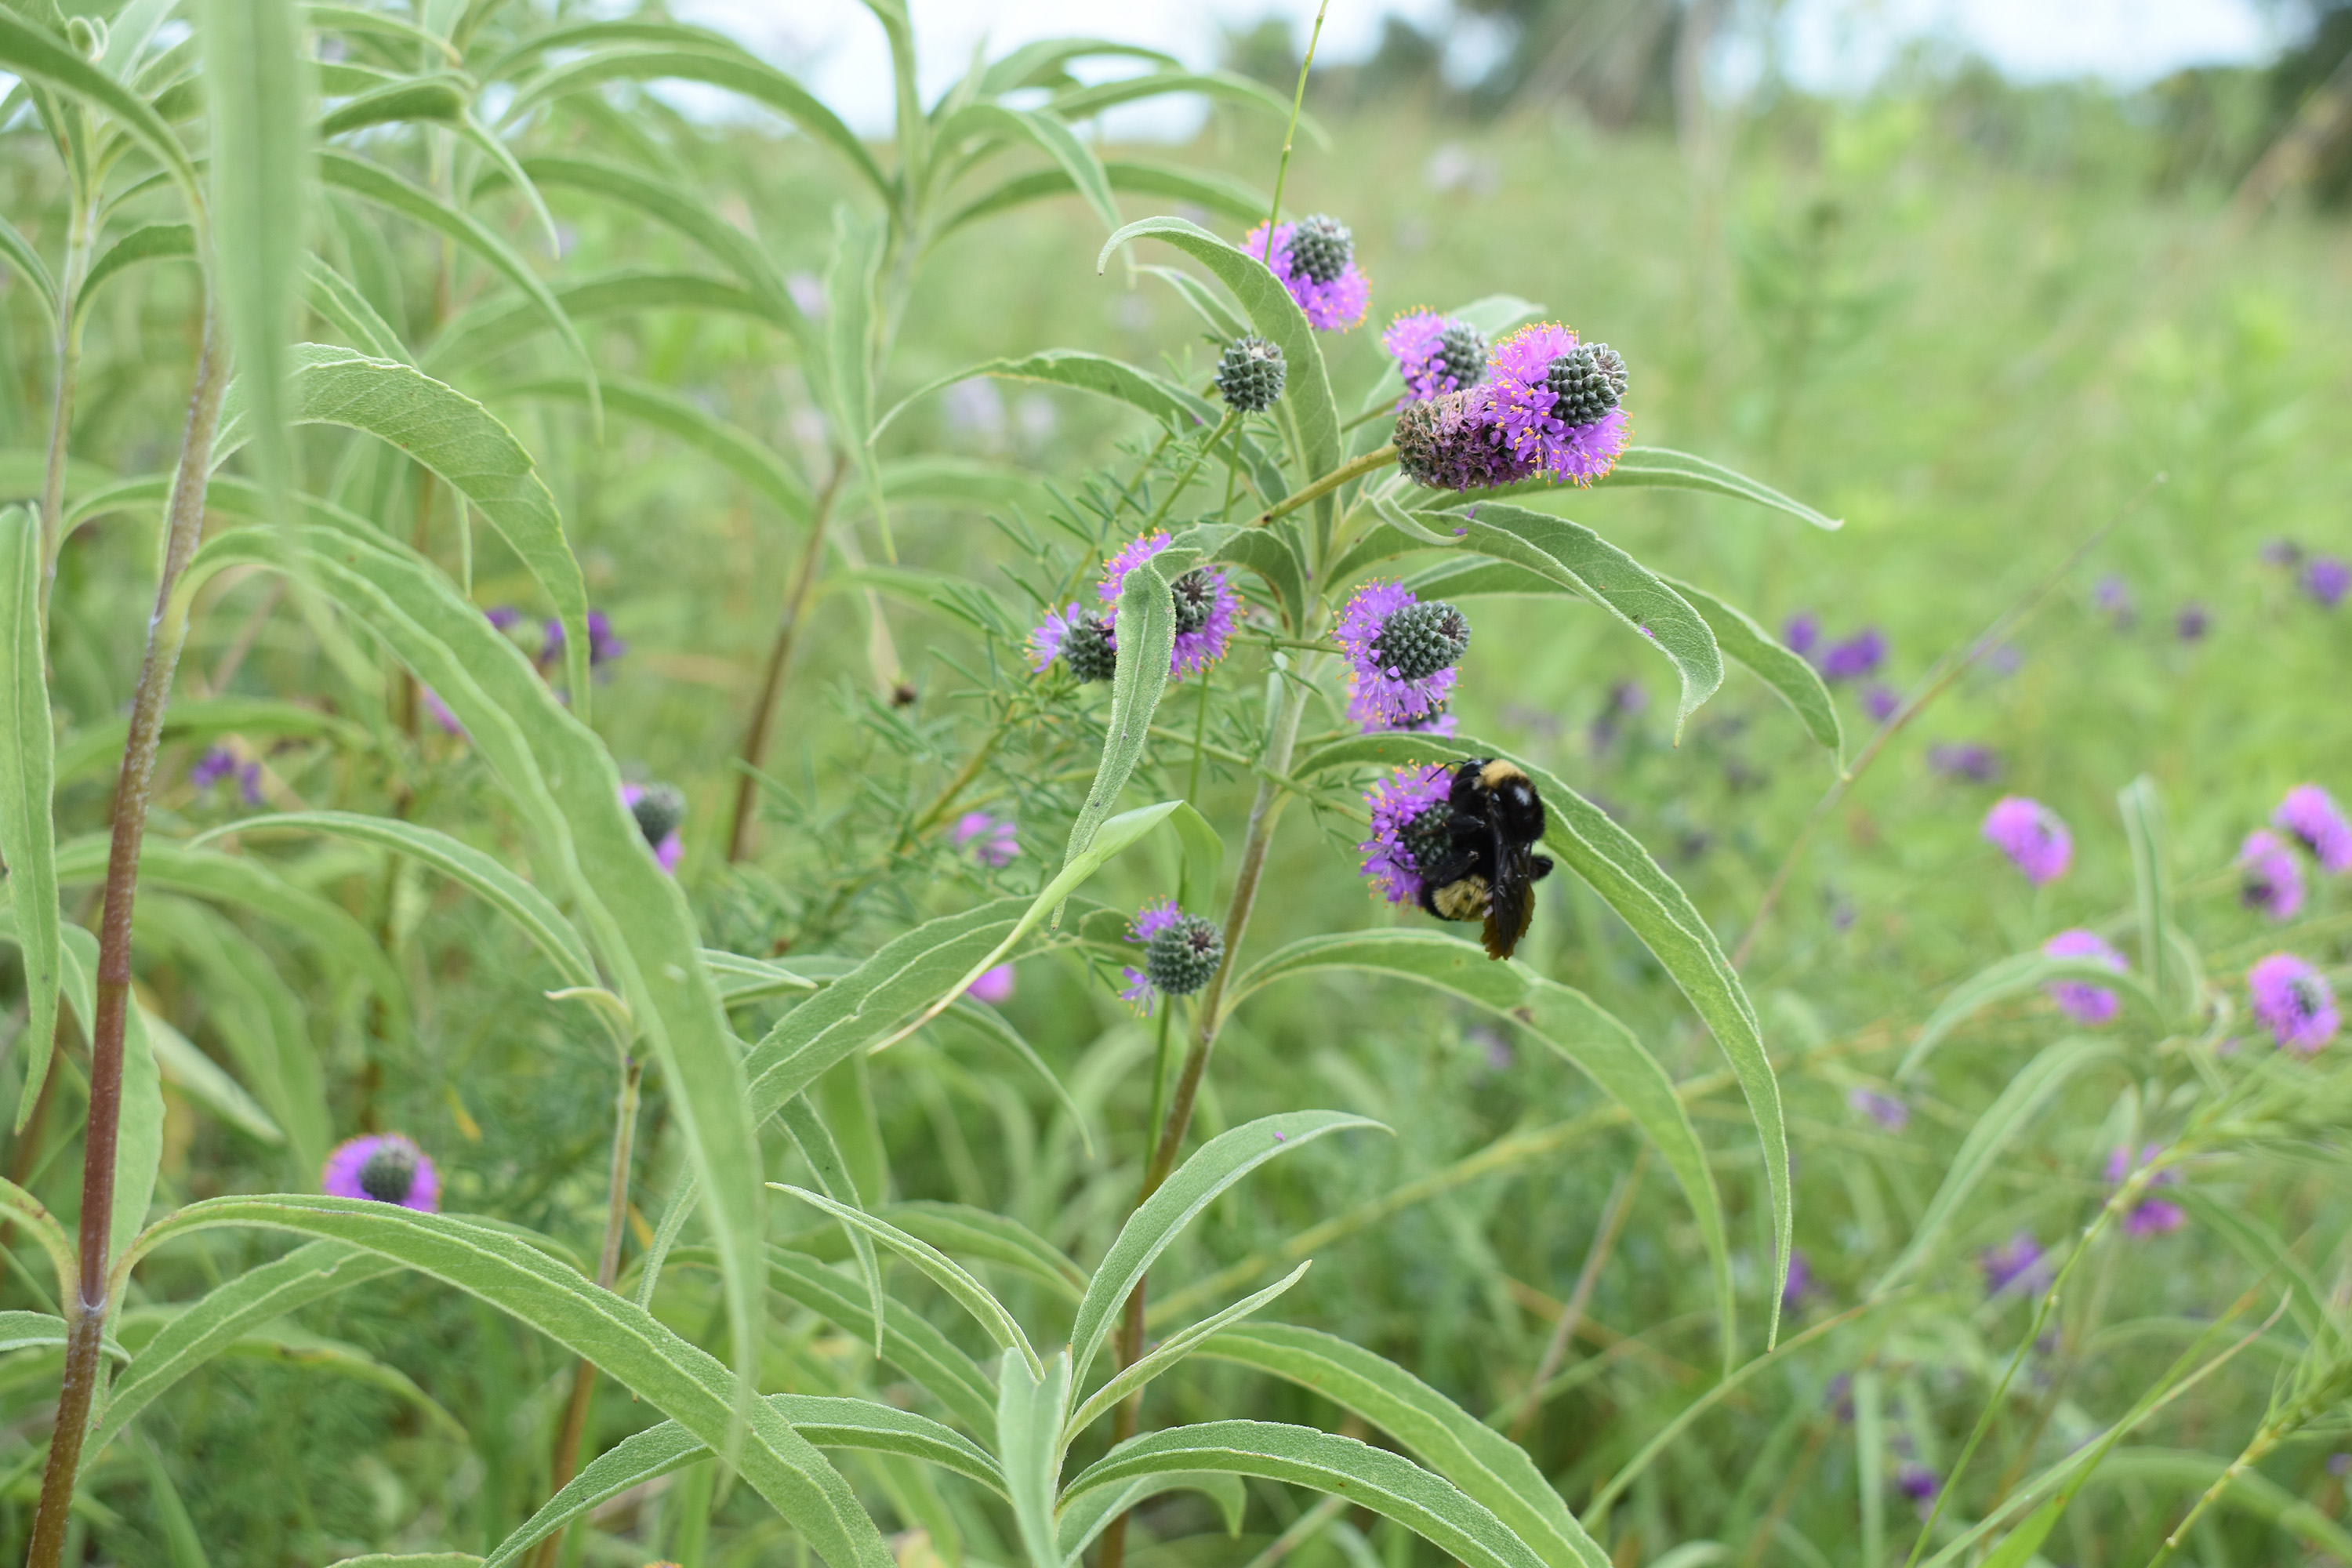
[1530,855,1554,881]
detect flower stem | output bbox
[728,459,848,862]
[1144,411,1238,534]
[26,306,229,1568]
[1254,0,1330,264]
[532,1051,645,1568]
[1252,445,1397,528]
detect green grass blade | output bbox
[1069,1110,1385,1381]
[0,506,60,1128]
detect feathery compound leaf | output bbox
[126,1200,892,1568]
[999,1350,1075,1568]
[0,508,60,1128]
[481,1396,1003,1567]
[1062,1420,1548,1568]
[1289,731,1790,1346]
[1222,928,1734,1370]
[1069,1111,1385,1381]
[1199,1323,1608,1568]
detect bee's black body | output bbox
[1415,759,1555,960]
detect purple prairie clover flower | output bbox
[541,609,626,671]
[969,964,1015,1005]
[2042,929,2127,1025]
[1781,1249,1814,1312]
[322,1134,439,1211]
[1336,581,1470,728]
[2238,831,2306,921]
[621,782,685,875]
[1359,764,1457,906]
[2274,785,2352,873]
[1485,322,1631,485]
[1863,684,1900,723]
[1782,612,1820,657]
[191,746,263,806]
[1848,1087,1910,1131]
[951,811,1018,869]
[1984,797,2072,884]
[1119,898,1223,1015]
[1980,1232,2049,1295]
[1098,532,1237,681]
[1929,743,2002,784]
[1382,309,1486,403]
[1381,702,1461,738]
[1392,387,1538,492]
[2332,1454,2352,1479]
[2175,602,2211,641]
[2304,556,2350,609]
[2248,953,2339,1053]
[1820,628,1887,683]
[1029,602,1117,682]
[1896,1464,1940,1515]
[2107,1144,2186,1237]
[1240,216,1369,332]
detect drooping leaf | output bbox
[872,350,1211,446]
[69,223,197,332]
[880,1202,1087,1302]
[1663,576,1842,764]
[944,158,1266,236]
[1056,1472,1247,1563]
[764,1248,998,1436]
[141,1007,281,1145]
[1597,448,1841,530]
[938,103,1120,233]
[485,375,812,524]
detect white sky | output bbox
[675,0,2282,136]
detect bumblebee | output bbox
[1416,759,1555,960]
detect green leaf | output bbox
[1597,447,1841,530]
[1663,576,1842,764]
[201,0,310,528]
[944,159,1266,236]
[999,1350,1074,1568]
[2118,775,2177,1018]
[938,103,1120,233]
[212,344,593,707]
[872,350,1211,446]
[0,212,60,321]
[1894,953,2161,1080]
[1098,217,1341,488]
[70,222,197,333]
[1200,1323,1607,1568]
[776,1182,1044,1379]
[0,1308,128,1361]
[303,5,460,61]
[1221,929,1733,1370]
[1055,1473,1246,1564]
[1065,1263,1309,1443]
[1288,731,1790,1345]
[1061,556,1178,871]
[1871,1037,2121,1295]
[177,524,771,1455]
[142,1007,281,1144]
[301,253,411,363]
[881,1202,1087,1302]
[1070,1111,1384,1381]
[315,153,599,436]
[1051,70,1304,127]
[979,38,1181,94]
[188,810,596,990]
[2086,1450,2352,1560]
[0,10,200,209]
[488,373,811,524]
[428,270,787,375]
[1425,503,1722,738]
[92,1240,395,1453]
[129,1197,891,1567]
[52,695,367,785]
[765,1248,998,1436]
[326,1557,481,1567]
[1062,1420,1547,1568]
[0,507,60,1129]
[777,1093,886,1357]
[482,1396,1004,1568]
[475,17,746,81]
[504,45,888,204]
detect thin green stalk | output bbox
[1143,409,1237,533]
[1251,444,1397,528]
[1184,667,1214,805]
[728,460,848,862]
[1504,1149,1647,1442]
[1254,0,1330,263]
[26,304,229,1568]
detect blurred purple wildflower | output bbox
[2175,602,2210,641]
[1783,612,1820,657]
[1240,218,1369,332]
[2275,784,2352,873]
[1896,1464,1940,1515]
[1980,1232,2049,1295]
[2093,574,2136,626]
[951,811,1018,869]
[1864,684,1900,723]
[619,783,684,874]
[484,604,523,631]
[2238,830,2305,921]
[1984,797,2073,884]
[1588,680,1649,753]
[2262,538,2303,568]
[2303,557,2350,608]
[1335,580,1468,728]
[1099,532,1236,680]
[191,746,263,806]
[2107,1144,2186,1237]
[1820,628,1887,683]
[542,609,626,670]
[1381,309,1483,402]
[1781,1249,1813,1312]
[322,1133,439,1211]
[969,964,1016,1006]
[2042,928,2126,1025]
[1929,743,2002,783]
[1359,764,1455,907]
[1486,322,1631,485]
[1848,1087,1909,1131]
[419,687,466,738]
[1825,1373,1855,1423]
[2331,1453,2352,1479]
[2248,953,2339,1053]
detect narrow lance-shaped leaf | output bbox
[998,1351,1074,1568]
[0,10,201,209]
[872,351,1211,446]
[776,1097,886,1357]
[1062,556,1177,869]
[0,507,61,1127]
[1064,1263,1310,1443]
[938,102,1120,233]
[1664,575,1842,764]
[1894,953,2161,1080]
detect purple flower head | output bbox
[2303,557,2350,609]
[1392,387,1538,492]
[1358,764,1456,906]
[2175,602,2210,642]
[1980,1231,2049,1295]
[2108,1143,2187,1237]
[2042,928,2127,1025]
[1820,628,1887,683]
[542,609,626,671]
[322,1134,440,1211]
[620,782,684,875]
[1929,743,2002,784]
[969,964,1016,1005]
[951,811,1018,869]
[1896,1464,1940,1515]
[2093,575,2136,625]
[1781,1249,1814,1312]
[2274,785,2352,873]
[2238,830,2306,921]
[1783,612,1820,657]
[1379,702,1461,738]
[1864,684,1900,724]
[190,746,263,806]
[1098,533,1237,680]
[1983,797,2073,884]
[1848,1087,1909,1131]
[1336,581,1469,728]
[420,687,467,739]
[2248,953,2339,1053]
[1028,604,1082,672]
[1382,310,1486,403]
[1240,217,1369,332]
[1119,898,1222,1015]
[1485,322,1631,485]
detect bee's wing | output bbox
[1482,839,1537,960]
